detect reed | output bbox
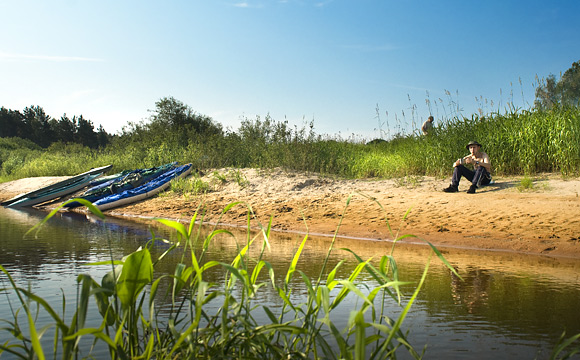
[0,197,468,359]
[1,106,579,182]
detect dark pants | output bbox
[452,165,491,187]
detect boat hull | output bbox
[94,164,193,211]
[2,165,112,208]
[64,163,177,209]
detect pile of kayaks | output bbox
[1,165,113,208]
[1,162,193,211]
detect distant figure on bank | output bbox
[442,141,491,194]
[421,116,434,135]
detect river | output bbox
[1,206,579,359]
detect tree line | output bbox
[0,105,110,148]
[534,59,580,109]
[2,59,578,151]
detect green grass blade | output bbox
[354,310,366,360]
[26,310,45,360]
[285,234,308,286]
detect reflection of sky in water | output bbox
[1,206,580,359]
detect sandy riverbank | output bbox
[1,168,579,258]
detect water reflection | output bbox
[1,207,579,359]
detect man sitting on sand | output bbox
[443,141,491,194]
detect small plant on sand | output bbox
[210,169,249,190]
[518,176,535,191]
[211,170,227,184]
[227,169,249,188]
[394,175,422,188]
[169,175,210,196]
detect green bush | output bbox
[1,106,579,181]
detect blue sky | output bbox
[1,1,579,140]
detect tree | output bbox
[50,114,76,143]
[535,59,580,109]
[96,124,110,147]
[22,105,53,147]
[148,97,223,137]
[0,107,24,138]
[559,60,580,106]
[74,115,99,148]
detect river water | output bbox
[1,206,579,359]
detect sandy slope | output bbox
[1,168,580,258]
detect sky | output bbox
[1,0,579,140]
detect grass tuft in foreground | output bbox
[1,197,579,359]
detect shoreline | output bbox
[1,168,580,258]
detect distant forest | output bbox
[0,105,111,149]
[2,59,578,152]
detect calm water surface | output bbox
[1,206,579,359]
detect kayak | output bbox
[93,163,193,211]
[64,162,177,208]
[1,165,113,208]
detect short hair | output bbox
[428,116,434,121]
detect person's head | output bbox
[428,116,434,123]
[466,141,482,154]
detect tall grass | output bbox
[2,199,579,358]
[1,106,579,181]
[0,197,468,359]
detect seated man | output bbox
[421,115,434,135]
[443,141,491,194]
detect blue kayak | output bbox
[93,163,193,211]
[64,162,177,208]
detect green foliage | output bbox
[518,176,534,191]
[1,100,580,182]
[120,97,223,150]
[170,175,210,196]
[0,198,471,359]
[0,106,110,149]
[535,59,580,109]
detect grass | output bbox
[516,176,552,192]
[0,197,466,359]
[169,175,211,196]
[2,199,580,358]
[1,105,579,182]
[394,175,423,189]
[518,176,535,191]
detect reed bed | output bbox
[1,106,579,183]
[0,197,457,359]
[2,199,579,359]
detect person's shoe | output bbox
[443,184,458,193]
[467,184,477,194]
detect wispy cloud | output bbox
[340,44,398,52]
[61,89,98,102]
[232,1,263,8]
[314,0,334,7]
[0,52,104,62]
[232,0,332,8]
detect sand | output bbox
[1,168,580,258]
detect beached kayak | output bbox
[64,162,177,208]
[93,163,193,211]
[1,165,113,208]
